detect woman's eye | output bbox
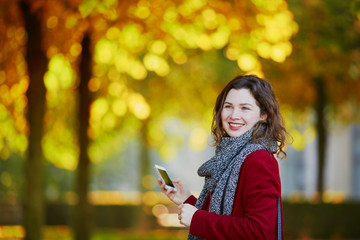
[242,107,249,110]
[224,105,232,109]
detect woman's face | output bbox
[221,88,266,138]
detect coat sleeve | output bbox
[189,150,282,240]
[184,195,197,206]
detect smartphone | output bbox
[155,164,177,192]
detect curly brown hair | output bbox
[211,75,289,159]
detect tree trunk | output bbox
[74,33,93,240]
[137,121,151,231]
[314,77,327,202]
[20,1,47,239]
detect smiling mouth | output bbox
[229,123,244,129]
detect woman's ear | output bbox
[260,113,267,121]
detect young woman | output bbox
[158,75,288,240]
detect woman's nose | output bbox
[230,108,241,119]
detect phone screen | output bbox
[158,169,175,187]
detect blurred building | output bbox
[280,123,360,201]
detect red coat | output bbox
[184,150,284,240]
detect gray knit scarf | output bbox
[188,128,273,240]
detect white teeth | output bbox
[230,123,243,127]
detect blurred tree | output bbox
[0,0,28,207]
[264,0,360,201]
[20,1,47,240]
[75,33,93,240]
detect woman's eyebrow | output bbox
[239,103,254,107]
[224,102,254,107]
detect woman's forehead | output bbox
[224,88,257,104]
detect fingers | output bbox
[178,204,196,227]
[178,203,183,221]
[157,178,164,187]
[158,178,166,192]
[166,187,174,195]
[159,180,175,196]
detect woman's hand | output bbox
[178,203,198,227]
[158,178,191,205]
